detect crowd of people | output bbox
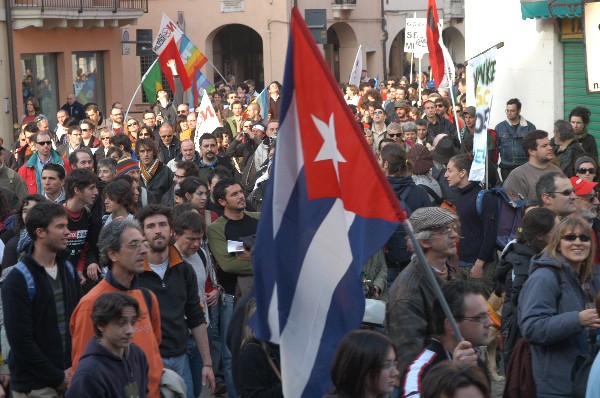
[0,64,598,398]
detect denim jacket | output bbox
[494,116,536,168]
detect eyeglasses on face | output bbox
[578,167,596,175]
[387,133,402,138]
[121,240,150,250]
[37,141,52,146]
[561,234,591,242]
[460,313,491,324]
[577,193,599,203]
[128,122,138,127]
[547,189,575,196]
[373,110,384,115]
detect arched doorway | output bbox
[325,22,357,83]
[388,29,411,79]
[209,24,264,89]
[442,27,465,64]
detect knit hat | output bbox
[409,207,458,233]
[432,138,459,165]
[116,156,139,176]
[574,156,597,172]
[570,176,598,196]
[408,144,433,175]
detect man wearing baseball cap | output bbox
[386,207,459,381]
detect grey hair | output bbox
[554,119,574,142]
[402,121,417,133]
[98,219,142,269]
[413,230,433,240]
[387,122,402,134]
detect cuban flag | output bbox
[251,7,405,398]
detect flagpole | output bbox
[447,70,461,143]
[464,42,504,65]
[207,59,227,84]
[125,58,159,121]
[404,220,463,341]
[418,57,422,107]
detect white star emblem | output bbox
[312,113,346,181]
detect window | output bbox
[20,53,59,127]
[139,54,172,103]
[72,52,106,113]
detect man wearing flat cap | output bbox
[386,207,459,380]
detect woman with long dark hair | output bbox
[325,329,399,398]
[518,216,600,397]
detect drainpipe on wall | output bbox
[380,0,388,80]
[5,0,17,136]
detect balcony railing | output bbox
[10,0,148,13]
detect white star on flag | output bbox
[312,113,346,182]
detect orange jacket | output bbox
[70,277,163,398]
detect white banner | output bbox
[348,45,362,86]
[404,18,443,59]
[584,2,600,93]
[152,14,183,55]
[194,90,222,152]
[466,47,497,183]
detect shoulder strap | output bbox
[476,189,489,216]
[139,287,153,322]
[15,262,35,301]
[399,185,412,203]
[418,184,443,205]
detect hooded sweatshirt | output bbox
[67,338,148,398]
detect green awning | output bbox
[521,0,582,20]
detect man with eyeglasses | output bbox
[504,130,562,201]
[536,171,577,218]
[386,207,459,383]
[494,98,537,181]
[370,104,387,152]
[158,122,181,164]
[177,103,190,116]
[80,119,101,149]
[19,130,70,194]
[386,122,411,152]
[70,219,164,398]
[570,177,600,259]
[403,281,492,397]
[108,107,124,135]
[424,100,453,142]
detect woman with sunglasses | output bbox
[575,155,598,183]
[125,116,140,148]
[137,125,154,141]
[518,216,600,397]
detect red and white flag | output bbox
[152,14,192,91]
[426,0,445,88]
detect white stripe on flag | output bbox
[279,200,355,397]
[272,94,303,236]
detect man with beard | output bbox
[207,179,260,397]
[197,133,235,182]
[138,205,215,397]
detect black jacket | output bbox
[138,246,206,357]
[2,251,82,391]
[158,137,181,165]
[142,162,173,204]
[61,101,86,121]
